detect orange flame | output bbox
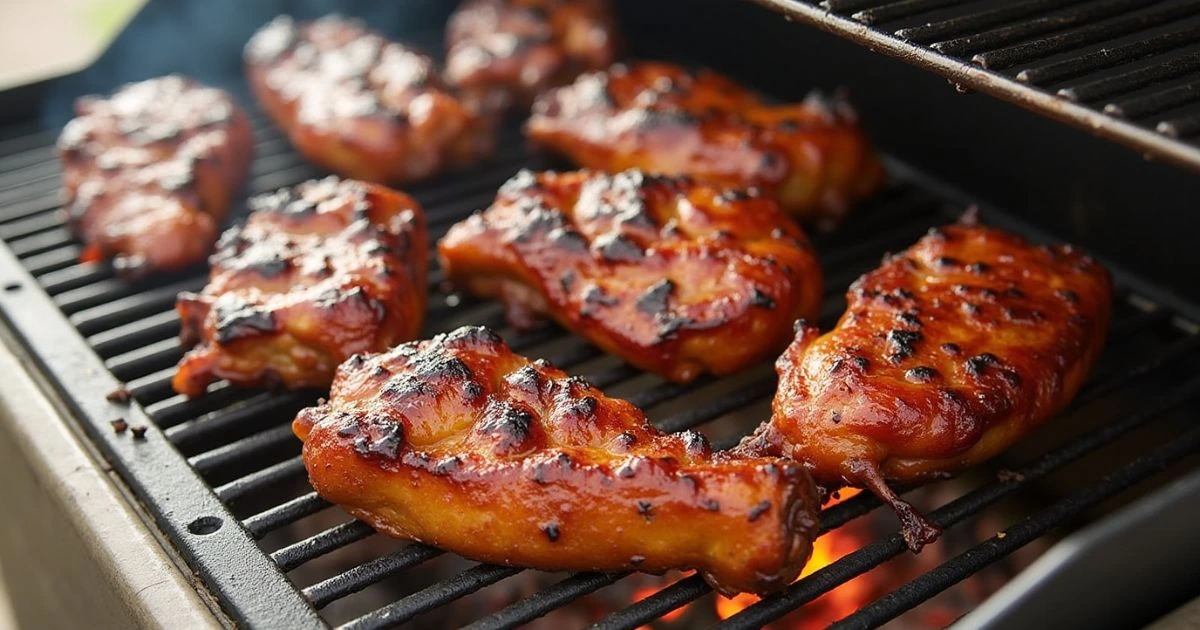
[715,488,875,629]
[632,570,694,628]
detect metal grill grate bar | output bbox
[715,375,1200,628]
[272,520,377,572]
[830,423,1200,629]
[852,0,960,25]
[340,564,524,630]
[897,0,1086,44]
[929,0,1148,57]
[1104,79,1200,119]
[973,2,1200,70]
[304,544,444,609]
[1158,109,1200,136]
[1016,23,1200,84]
[244,492,332,540]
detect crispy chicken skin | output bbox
[737,220,1112,551]
[445,0,620,114]
[173,177,427,397]
[245,15,493,184]
[58,75,253,274]
[293,325,822,595]
[438,169,823,382]
[526,62,883,227]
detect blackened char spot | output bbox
[679,430,710,455]
[887,329,923,362]
[965,353,1000,376]
[636,500,653,520]
[905,366,939,383]
[595,233,644,262]
[748,500,771,522]
[444,326,502,346]
[478,402,534,452]
[656,313,696,341]
[540,522,560,542]
[549,228,589,253]
[214,300,278,344]
[505,365,543,395]
[750,288,776,309]
[636,279,674,316]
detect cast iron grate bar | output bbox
[928,0,1149,58]
[340,564,525,630]
[896,0,1087,44]
[1016,23,1200,84]
[303,544,445,609]
[830,423,1200,629]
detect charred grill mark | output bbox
[965,353,1000,376]
[636,279,675,316]
[886,329,922,363]
[214,300,279,344]
[905,366,939,383]
[580,285,619,317]
[506,365,544,396]
[594,232,644,262]
[747,500,771,522]
[444,325,503,347]
[750,288,776,309]
[478,402,534,452]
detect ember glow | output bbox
[715,488,877,628]
[632,570,695,628]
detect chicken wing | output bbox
[174,177,427,397]
[438,168,823,383]
[245,15,493,184]
[58,75,253,274]
[737,219,1112,550]
[293,325,821,595]
[445,0,620,114]
[525,62,883,227]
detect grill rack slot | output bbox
[0,108,1198,629]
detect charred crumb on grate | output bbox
[110,418,129,434]
[635,279,675,316]
[540,522,560,542]
[130,425,148,440]
[997,468,1026,483]
[105,384,132,404]
[747,500,771,522]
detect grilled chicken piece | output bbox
[58,75,253,274]
[439,169,823,382]
[445,0,620,114]
[737,219,1112,551]
[293,325,821,595]
[173,177,427,397]
[526,62,883,228]
[245,15,493,184]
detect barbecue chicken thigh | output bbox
[737,220,1112,551]
[174,177,427,397]
[445,0,620,114]
[293,326,822,595]
[246,15,493,184]
[526,61,883,227]
[58,75,253,273]
[438,169,823,382]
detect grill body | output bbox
[0,1,1198,628]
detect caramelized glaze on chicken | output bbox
[445,0,620,114]
[737,220,1112,550]
[174,177,427,397]
[58,75,253,273]
[439,169,823,382]
[245,15,493,184]
[526,62,883,227]
[293,326,821,594]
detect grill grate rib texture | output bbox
[751,0,1200,173]
[0,105,1198,629]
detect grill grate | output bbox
[750,0,1200,172]
[0,104,1199,629]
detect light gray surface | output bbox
[0,333,223,629]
